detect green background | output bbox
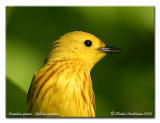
[6,7,154,117]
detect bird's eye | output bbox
[84,40,92,47]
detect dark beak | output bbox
[98,46,120,53]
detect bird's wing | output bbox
[27,73,36,104]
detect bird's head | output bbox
[48,31,120,67]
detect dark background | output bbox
[6,7,154,117]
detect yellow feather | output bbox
[27,31,119,117]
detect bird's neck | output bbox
[45,57,94,94]
[47,56,94,72]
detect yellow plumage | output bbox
[27,31,119,117]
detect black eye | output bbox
[84,40,92,47]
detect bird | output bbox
[27,31,120,117]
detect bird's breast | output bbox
[28,58,95,117]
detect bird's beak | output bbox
[98,46,120,53]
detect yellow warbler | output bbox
[27,31,119,117]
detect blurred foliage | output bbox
[6,7,154,117]
[6,77,27,117]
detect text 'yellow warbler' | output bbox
[27,31,120,117]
